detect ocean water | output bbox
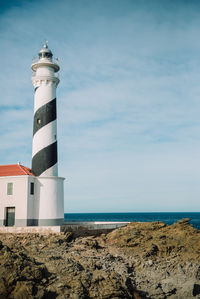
[64,212,200,230]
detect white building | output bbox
[0,43,65,227]
[0,164,35,226]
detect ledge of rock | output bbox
[0,219,200,298]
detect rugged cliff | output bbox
[0,219,200,299]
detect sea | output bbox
[64,212,200,230]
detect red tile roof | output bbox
[0,164,35,177]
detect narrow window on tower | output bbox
[37,119,41,124]
[30,182,34,195]
[7,183,13,195]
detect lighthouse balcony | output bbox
[31,57,60,72]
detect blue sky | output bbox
[1,0,200,212]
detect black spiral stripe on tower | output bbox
[34,86,39,92]
[32,141,57,176]
[33,98,56,135]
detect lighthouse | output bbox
[31,42,65,226]
[0,42,64,227]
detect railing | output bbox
[32,57,59,67]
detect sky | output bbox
[0,0,200,212]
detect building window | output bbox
[7,183,13,195]
[30,182,34,195]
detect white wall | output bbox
[35,176,64,221]
[0,176,29,225]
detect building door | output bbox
[5,207,15,226]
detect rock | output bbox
[13,281,33,299]
[177,218,190,225]
[0,219,200,298]
[0,278,8,299]
[195,267,200,279]
[144,244,159,258]
[64,231,74,242]
[0,240,3,250]
[82,238,101,249]
[193,284,200,296]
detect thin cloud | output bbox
[0,0,200,212]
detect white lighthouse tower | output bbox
[31,42,64,226]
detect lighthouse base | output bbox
[28,176,65,226]
[1,218,64,227]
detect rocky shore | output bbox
[0,219,200,299]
